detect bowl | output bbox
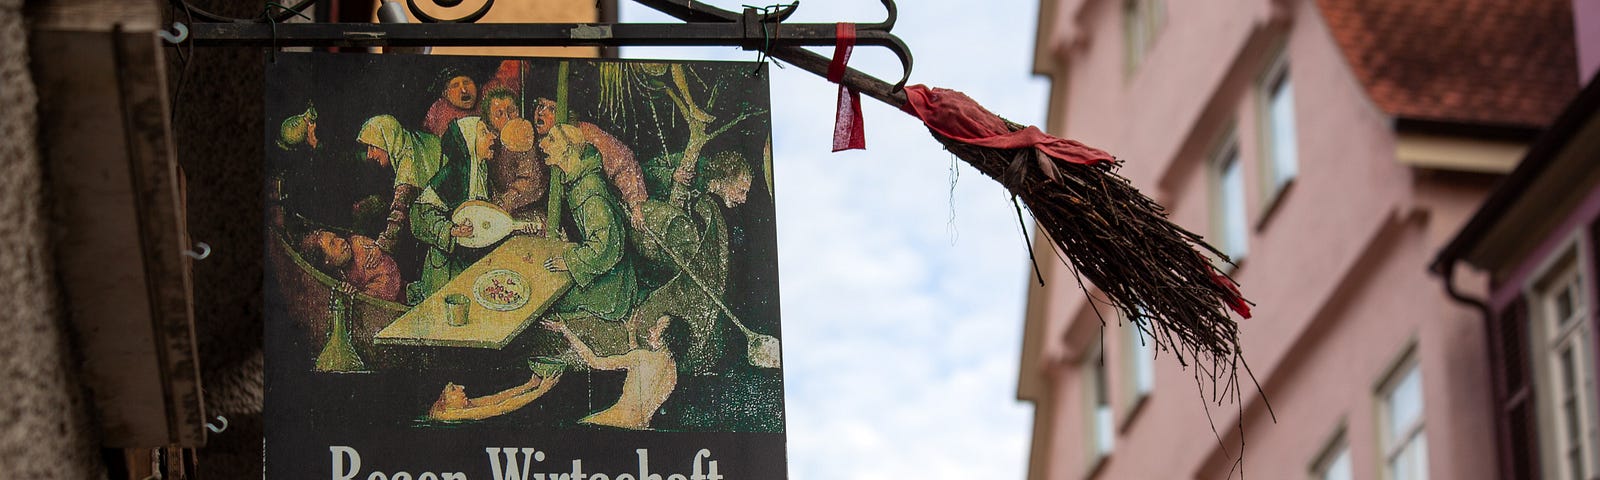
[528,356,567,380]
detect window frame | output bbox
[1524,236,1600,480]
[1309,427,1352,480]
[1122,0,1166,77]
[1118,311,1156,430]
[1083,348,1115,473]
[1209,130,1249,271]
[1255,46,1297,225]
[1375,349,1428,480]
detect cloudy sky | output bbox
[621,1,1047,478]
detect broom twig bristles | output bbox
[928,125,1255,391]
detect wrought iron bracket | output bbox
[177,0,914,91]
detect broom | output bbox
[778,50,1257,383]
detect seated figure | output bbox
[298,230,403,302]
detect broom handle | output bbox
[636,222,758,337]
[766,45,910,110]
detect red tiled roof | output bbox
[1315,0,1579,128]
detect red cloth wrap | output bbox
[829,23,865,151]
[900,85,1115,166]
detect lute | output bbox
[451,200,537,248]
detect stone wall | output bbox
[0,0,107,477]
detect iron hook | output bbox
[183,241,211,260]
[876,33,913,91]
[158,22,189,44]
[206,415,229,434]
[859,0,897,31]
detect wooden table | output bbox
[375,236,573,349]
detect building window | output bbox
[1123,0,1165,75]
[1211,137,1249,267]
[1124,314,1155,401]
[1259,53,1297,212]
[1311,433,1352,480]
[1130,329,1154,397]
[1086,352,1115,461]
[1378,357,1428,480]
[1530,250,1599,480]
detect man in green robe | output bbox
[541,123,637,323]
[409,117,497,301]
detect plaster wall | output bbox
[1041,337,1096,480]
[1577,0,1600,82]
[1029,0,1501,477]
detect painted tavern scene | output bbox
[264,53,784,477]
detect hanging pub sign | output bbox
[264,52,784,479]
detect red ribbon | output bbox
[829,23,865,152]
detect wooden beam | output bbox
[32,0,205,447]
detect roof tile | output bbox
[1314,0,1580,128]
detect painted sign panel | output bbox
[265,53,783,479]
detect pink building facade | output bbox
[1018,0,1580,479]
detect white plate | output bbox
[471,269,532,312]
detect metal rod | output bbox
[187,22,903,49]
[177,0,916,102]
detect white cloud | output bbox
[623,1,1046,478]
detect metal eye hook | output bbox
[158,22,189,44]
[183,242,211,260]
[206,415,229,433]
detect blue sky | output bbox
[622,1,1047,478]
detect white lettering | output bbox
[487,447,540,480]
[367,474,387,480]
[570,459,588,480]
[615,475,635,480]
[706,459,721,480]
[392,474,412,480]
[443,474,467,480]
[690,449,710,480]
[590,475,609,480]
[331,446,362,480]
[668,475,687,480]
[636,449,662,480]
[418,474,439,480]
